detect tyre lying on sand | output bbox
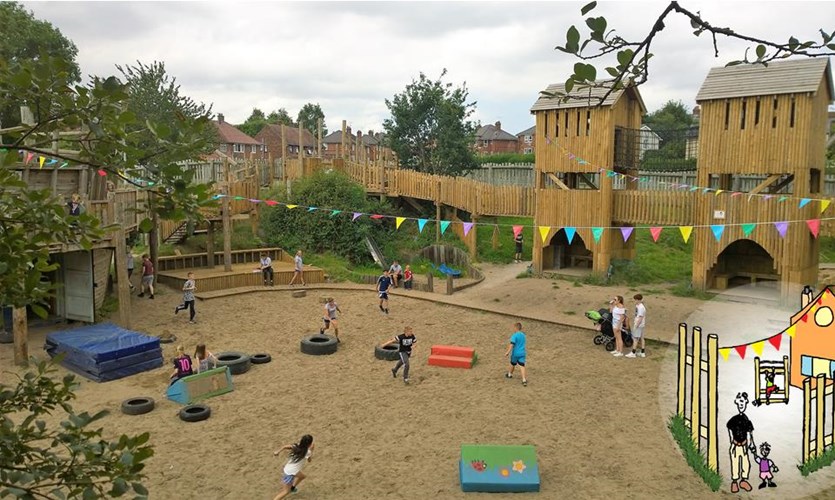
[121,397,155,416]
[251,353,272,364]
[179,404,211,422]
[300,334,338,355]
[215,351,252,375]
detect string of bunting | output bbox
[716,289,832,361]
[212,193,835,242]
[0,149,154,185]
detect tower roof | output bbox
[530,81,646,113]
[695,58,833,102]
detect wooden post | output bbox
[690,326,702,447]
[148,192,160,283]
[281,125,288,178]
[677,323,687,416]
[206,221,215,268]
[492,224,499,250]
[317,118,323,157]
[446,274,454,295]
[468,215,478,259]
[13,306,27,366]
[816,373,825,457]
[803,377,811,462]
[706,333,719,473]
[114,230,132,329]
[426,273,433,293]
[435,180,442,242]
[341,120,347,160]
[222,160,232,272]
[298,121,304,165]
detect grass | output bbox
[475,216,533,264]
[670,281,716,300]
[821,236,835,263]
[604,230,693,285]
[305,252,383,283]
[668,413,723,491]
[798,446,835,476]
[96,295,119,321]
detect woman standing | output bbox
[610,296,627,357]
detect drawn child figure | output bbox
[194,344,217,373]
[174,272,197,323]
[753,442,778,489]
[752,369,781,407]
[320,297,342,342]
[504,322,528,386]
[169,345,193,385]
[273,434,314,500]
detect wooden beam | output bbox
[578,173,598,190]
[317,118,323,158]
[402,196,425,213]
[547,173,570,190]
[114,230,132,329]
[770,174,795,193]
[206,221,215,269]
[13,306,27,367]
[222,160,232,272]
[747,174,782,195]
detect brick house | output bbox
[516,125,535,154]
[322,128,355,159]
[474,121,518,155]
[213,113,266,160]
[254,124,316,159]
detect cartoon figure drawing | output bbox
[726,392,756,493]
[752,368,782,407]
[752,442,778,489]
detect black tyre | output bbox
[251,353,272,364]
[605,340,615,352]
[179,404,211,422]
[593,335,604,346]
[121,397,155,416]
[216,351,252,375]
[0,332,12,344]
[300,334,338,355]
[375,344,400,361]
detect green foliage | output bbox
[0,358,153,498]
[267,108,294,126]
[161,222,263,256]
[798,445,835,476]
[603,230,693,285]
[238,107,296,137]
[383,69,478,176]
[820,237,835,263]
[643,100,696,130]
[475,217,533,263]
[296,103,327,137]
[305,252,383,283]
[668,414,722,491]
[476,153,535,165]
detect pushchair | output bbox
[585,308,634,352]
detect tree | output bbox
[237,108,268,137]
[0,358,153,498]
[0,2,80,129]
[643,100,695,131]
[267,108,294,127]
[296,103,327,137]
[549,1,835,105]
[383,70,478,176]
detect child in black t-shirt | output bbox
[376,270,393,315]
[379,326,417,384]
[169,345,193,385]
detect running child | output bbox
[194,343,217,373]
[504,322,528,386]
[626,293,646,358]
[320,297,342,342]
[380,326,417,384]
[273,434,314,500]
[138,254,155,299]
[169,345,193,385]
[514,231,523,263]
[376,269,393,315]
[174,272,197,323]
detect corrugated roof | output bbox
[695,58,833,102]
[475,124,517,141]
[530,81,646,113]
[214,120,261,145]
[516,125,535,136]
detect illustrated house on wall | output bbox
[789,286,835,389]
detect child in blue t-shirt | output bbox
[504,322,528,386]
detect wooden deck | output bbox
[158,261,325,293]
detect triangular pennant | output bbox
[97,169,107,177]
[801,313,808,323]
[820,199,831,214]
[768,335,782,351]
[620,227,633,242]
[352,212,362,221]
[440,221,450,234]
[463,222,474,236]
[807,219,821,238]
[564,227,576,245]
[711,225,724,242]
[650,227,662,243]
[785,325,796,338]
[396,217,406,229]
[24,152,34,164]
[418,219,428,233]
[690,186,699,192]
[59,162,68,169]
[751,341,765,356]
[286,204,298,209]
[369,214,384,219]
[539,226,550,244]
[265,200,278,206]
[734,345,747,360]
[715,189,724,196]
[741,223,756,237]
[512,225,523,238]
[592,227,604,243]
[307,206,317,211]
[719,348,731,361]
[731,192,742,197]
[330,210,341,217]
[773,221,788,238]
[778,196,788,203]
[679,226,693,244]
[38,156,46,168]
[233,196,244,200]
[799,198,811,208]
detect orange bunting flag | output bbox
[719,348,731,361]
[286,204,298,209]
[751,341,765,356]
[734,345,747,359]
[539,226,550,244]
[650,227,662,243]
[395,217,405,229]
[785,324,796,338]
[821,199,831,214]
[679,226,693,243]
[768,335,782,351]
[38,156,46,168]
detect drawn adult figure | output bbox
[727,392,756,493]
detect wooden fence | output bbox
[157,247,288,271]
[802,374,834,463]
[677,323,720,474]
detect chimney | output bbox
[693,106,700,123]
[495,121,501,129]
[368,129,373,136]
[218,113,224,124]
[357,130,363,139]
[346,126,352,136]
[801,285,814,309]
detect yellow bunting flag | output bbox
[679,226,693,243]
[821,199,831,214]
[38,156,46,168]
[538,226,550,244]
[785,324,796,338]
[286,205,298,209]
[715,189,724,196]
[751,341,765,356]
[395,217,405,229]
[719,348,731,361]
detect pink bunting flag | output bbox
[512,225,523,238]
[24,152,34,164]
[807,219,821,238]
[650,227,662,243]
[773,221,788,238]
[97,169,107,177]
[369,214,384,219]
[463,222,474,236]
[264,200,278,206]
[734,345,747,360]
[620,227,633,242]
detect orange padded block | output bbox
[428,354,473,369]
[431,345,475,358]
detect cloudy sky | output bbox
[23,1,835,135]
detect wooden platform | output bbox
[158,262,325,293]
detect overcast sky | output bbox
[23,1,835,135]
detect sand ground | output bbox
[3,263,834,499]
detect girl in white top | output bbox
[319,298,342,342]
[194,344,218,373]
[610,295,627,357]
[273,434,314,499]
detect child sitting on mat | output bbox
[273,434,314,499]
[194,343,217,373]
[169,345,193,385]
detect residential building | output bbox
[516,125,535,154]
[638,124,661,159]
[474,121,518,155]
[213,113,266,160]
[255,124,316,159]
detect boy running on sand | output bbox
[504,322,528,386]
[376,269,393,315]
[320,297,342,342]
[174,272,197,323]
[380,326,417,384]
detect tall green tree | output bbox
[643,100,695,131]
[296,103,327,136]
[238,108,268,137]
[0,2,80,128]
[267,108,294,127]
[383,70,478,176]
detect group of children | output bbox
[169,343,218,385]
[258,250,307,287]
[607,293,647,358]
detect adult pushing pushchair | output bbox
[585,308,634,352]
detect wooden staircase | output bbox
[163,221,189,245]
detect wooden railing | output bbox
[612,190,696,226]
[157,247,287,271]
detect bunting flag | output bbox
[799,198,811,208]
[97,169,107,177]
[679,226,693,243]
[539,226,550,244]
[24,152,34,164]
[418,219,428,233]
[351,212,361,221]
[370,214,384,219]
[463,222,474,236]
[592,227,604,243]
[564,227,576,245]
[719,348,731,361]
[750,340,765,356]
[807,219,821,238]
[734,345,747,360]
[778,196,788,203]
[620,227,633,242]
[286,204,298,209]
[440,220,450,234]
[773,221,788,238]
[265,200,278,206]
[650,227,662,243]
[821,200,831,214]
[38,156,46,168]
[308,206,317,211]
[741,223,756,237]
[330,210,341,216]
[59,162,68,169]
[715,190,724,196]
[768,335,782,351]
[396,217,406,229]
[711,225,724,242]
[512,225,523,238]
[785,324,796,338]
